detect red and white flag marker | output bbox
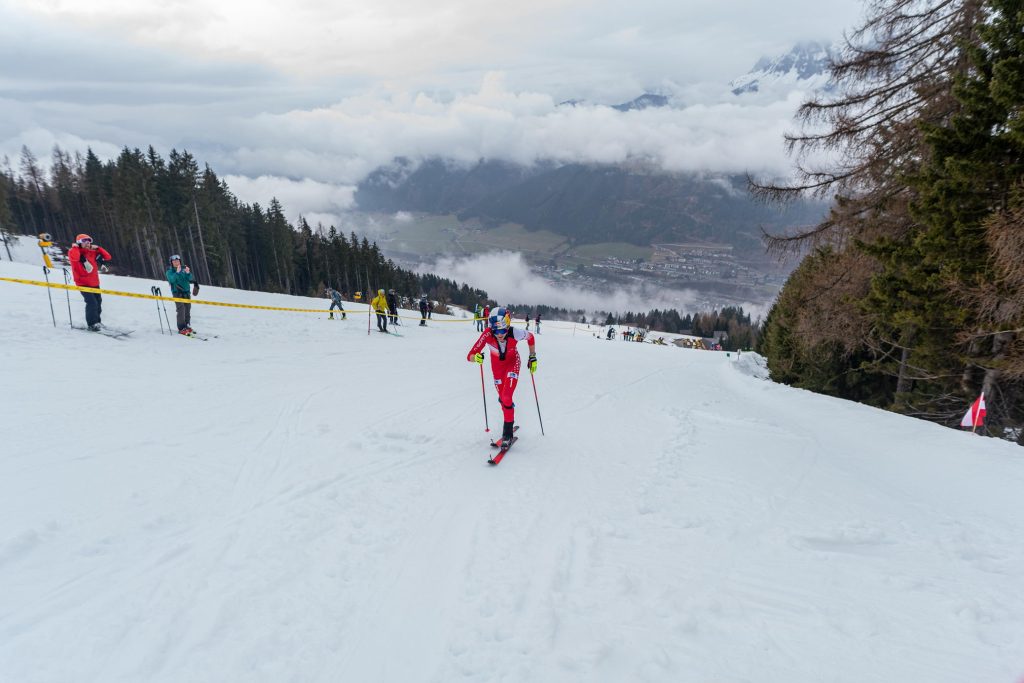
[960,392,987,432]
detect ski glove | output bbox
[83,260,94,274]
[527,355,538,374]
[472,353,485,364]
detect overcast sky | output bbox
[1,0,864,226]
[2,0,869,310]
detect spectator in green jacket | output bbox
[166,254,194,335]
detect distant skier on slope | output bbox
[466,306,537,447]
[166,254,195,335]
[68,233,112,331]
[418,296,429,326]
[370,288,389,332]
[474,303,484,332]
[326,287,346,319]
[386,289,399,326]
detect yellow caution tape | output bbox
[0,276,354,314]
[0,276,478,321]
[5,275,615,332]
[1,276,593,329]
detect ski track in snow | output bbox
[1,249,1023,683]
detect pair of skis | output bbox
[73,325,133,340]
[487,426,519,466]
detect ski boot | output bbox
[497,421,515,447]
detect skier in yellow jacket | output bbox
[370,289,390,333]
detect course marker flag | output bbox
[960,392,986,430]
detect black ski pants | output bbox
[80,291,102,327]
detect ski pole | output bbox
[480,363,490,432]
[62,267,73,326]
[42,266,56,327]
[163,295,172,331]
[531,372,545,436]
[155,286,172,331]
[151,286,166,334]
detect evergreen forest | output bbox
[508,303,757,351]
[0,146,488,308]
[754,0,1024,444]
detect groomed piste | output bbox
[1,243,1022,683]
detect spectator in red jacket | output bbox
[68,233,111,330]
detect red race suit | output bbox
[467,327,535,422]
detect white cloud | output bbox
[1,0,848,292]
[422,251,703,314]
[223,175,355,225]
[206,80,815,187]
[2,0,856,189]
[301,212,347,232]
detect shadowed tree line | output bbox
[505,303,757,350]
[601,306,756,350]
[753,0,1024,444]
[0,146,488,308]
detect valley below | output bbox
[355,212,795,311]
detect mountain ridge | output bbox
[354,158,824,256]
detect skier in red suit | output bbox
[68,233,112,330]
[467,307,537,445]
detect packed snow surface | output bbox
[1,244,1022,683]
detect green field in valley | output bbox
[372,214,570,260]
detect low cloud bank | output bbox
[421,251,696,315]
[221,75,812,185]
[421,251,773,320]
[224,175,356,228]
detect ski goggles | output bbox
[79,237,92,244]
[169,254,181,261]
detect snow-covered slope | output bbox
[1,245,1022,683]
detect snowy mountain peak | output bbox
[611,92,670,112]
[557,92,672,111]
[731,41,836,96]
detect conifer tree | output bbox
[754,0,1024,441]
[0,166,14,260]
[0,145,490,309]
